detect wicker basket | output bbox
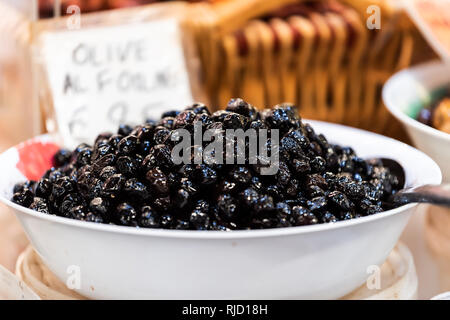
[184,0,432,141]
[1,0,436,144]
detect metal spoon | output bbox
[376,158,450,207]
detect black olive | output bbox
[12,98,400,230]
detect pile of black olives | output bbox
[11,99,401,230]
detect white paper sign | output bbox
[41,18,194,148]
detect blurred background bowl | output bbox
[383,60,450,182]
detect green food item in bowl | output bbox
[406,86,450,119]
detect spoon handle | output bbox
[391,184,450,207]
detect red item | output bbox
[16,140,60,181]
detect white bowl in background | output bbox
[383,60,450,182]
[0,121,441,299]
[432,292,450,300]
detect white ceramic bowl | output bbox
[383,60,450,182]
[0,121,441,299]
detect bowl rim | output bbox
[0,121,441,240]
[383,60,450,142]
